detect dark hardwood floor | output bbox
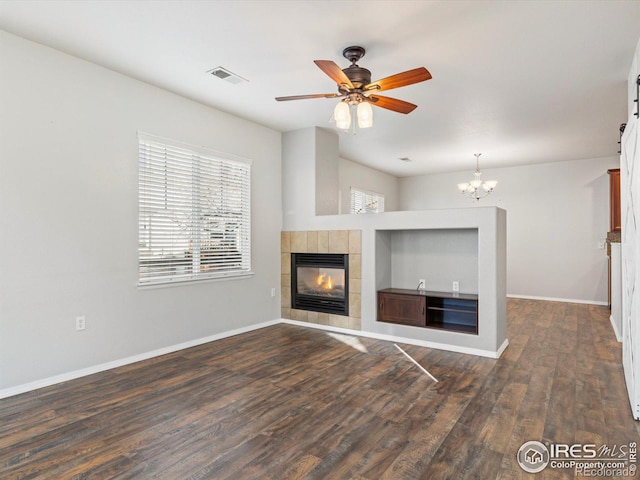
[1,299,637,479]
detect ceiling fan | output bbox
[275,46,432,128]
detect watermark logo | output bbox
[517,441,550,473]
[517,441,637,476]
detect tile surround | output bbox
[291,231,308,253]
[329,230,349,254]
[349,230,361,254]
[349,255,361,279]
[349,277,361,294]
[281,231,291,253]
[307,231,318,252]
[281,230,361,330]
[317,231,329,253]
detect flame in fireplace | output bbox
[316,273,334,290]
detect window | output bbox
[350,187,385,214]
[138,133,251,285]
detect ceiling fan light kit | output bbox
[334,101,351,130]
[275,45,432,132]
[333,97,374,132]
[357,101,373,128]
[457,153,498,201]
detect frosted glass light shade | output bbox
[357,102,373,128]
[470,179,482,189]
[457,183,469,192]
[483,180,498,191]
[334,102,351,130]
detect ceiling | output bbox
[1,1,639,177]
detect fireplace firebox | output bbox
[291,253,349,316]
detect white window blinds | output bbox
[350,187,385,214]
[138,133,251,285]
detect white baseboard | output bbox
[1,317,511,400]
[496,338,510,357]
[507,294,607,306]
[280,319,509,359]
[610,315,622,342]
[0,319,280,400]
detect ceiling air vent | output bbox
[207,66,248,85]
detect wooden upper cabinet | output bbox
[609,169,621,232]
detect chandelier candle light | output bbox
[457,153,498,200]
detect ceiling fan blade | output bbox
[275,93,341,101]
[366,94,418,114]
[365,67,432,93]
[314,60,354,89]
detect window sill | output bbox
[138,271,255,290]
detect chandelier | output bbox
[457,153,497,200]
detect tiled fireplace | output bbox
[281,230,361,330]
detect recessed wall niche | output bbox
[375,228,479,294]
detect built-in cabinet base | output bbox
[377,288,478,335]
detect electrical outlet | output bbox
[598,240,606,250]
[418,279,426,290]
[75,316,86,331]
[452,281,460,292]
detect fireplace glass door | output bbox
[296,267,345,299]
[291,253,349,315]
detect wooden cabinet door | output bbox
[377,292,426,327]
[609,168,621,232]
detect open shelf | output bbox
[378,288,478,335]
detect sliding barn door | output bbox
[621,118,640,420]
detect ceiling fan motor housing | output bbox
[340,65,372,92]
[339,45,371,92]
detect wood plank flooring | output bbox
[0,299,638,479]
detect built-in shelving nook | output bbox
[376,229,479,334]
[368,208,507,357]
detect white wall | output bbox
[282,128,317,228]
[282,130,399,222]
[339,157,399,213]
[0,31,282,391]
[399,156,619,304]
[315,128,340,216]
[390,229,479,294]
